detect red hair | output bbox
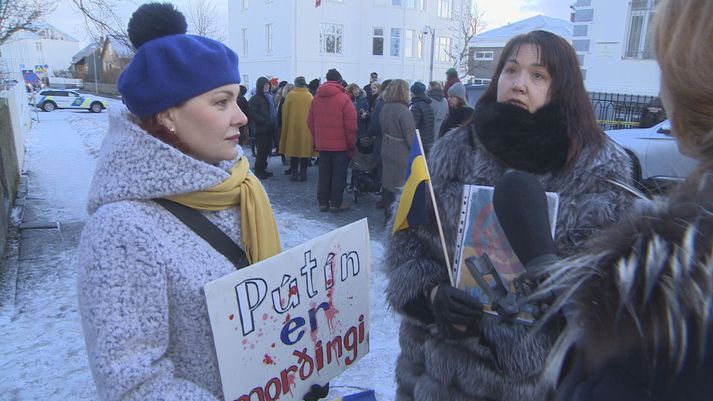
[138,115,190,154]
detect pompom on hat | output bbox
[118,2,240,118]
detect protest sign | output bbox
[205,219,371,401]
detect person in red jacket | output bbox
[307,68,357,212]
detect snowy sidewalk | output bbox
[0,107,400,400]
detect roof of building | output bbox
[103,35,134,58]
[71,43,100,64]
[470,14,572,48]
[10,23,80,42]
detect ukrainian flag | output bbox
[392,133,429,234]
[329,389,377,401]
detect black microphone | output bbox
[493,170,557,276]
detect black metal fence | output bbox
[588,91,655,131]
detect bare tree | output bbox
[186,0,224,42]
[447,0,485,78]
[70,0,131,49]
[0,0,58,45]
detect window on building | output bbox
[419,0,426,11]
[374,0,386,5]
[406,0,416,8]
[437,0,452,18]
[623,0,660,59]
[405,30,414,58]
[242,74,250,89]
[241,28,248,55]
[321,23,343,54]
[242,0,248,9]
[392,0,401,5]
[390,28,401,56]
[266,24,273,54]
[474,50,493,60]
[436,36,451,61]
[36,42,42,51]
[373,27,384,55]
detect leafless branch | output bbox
[70,0,131,49]
[186,0,224,42]
[446,0,485,78]
[0,0,58,45]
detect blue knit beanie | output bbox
[118,3,240,118]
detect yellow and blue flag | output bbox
[392,133,429,234]
[329,389,377,401]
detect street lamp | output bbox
[422,25,436,82]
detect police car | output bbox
[34,89,107,113]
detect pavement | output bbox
[0,122,393,399]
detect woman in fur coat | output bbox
[75,4,288,400]
[385,30,636,401]
[538,1,713,399]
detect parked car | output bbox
[34,89,107,113]
[606,119,698,194]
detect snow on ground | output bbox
[0,100,400,400]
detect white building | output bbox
[573,0,660,96]
[228,0,468,90]
[0,24,80,80]
[468,15,572,85]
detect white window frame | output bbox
[405,29,414,58]
[242,74,250,90]
[623,0,658,59]
[436,36,451,62]
[265,24,273,54]
[474,50,494,61]
[390,27,402,57]
[372,27,385,56]
[320,23,344,55]
[437,0,452,18]
[241,28,248,56]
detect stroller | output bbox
[348,135,381,203]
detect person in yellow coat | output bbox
[280,76,316,181]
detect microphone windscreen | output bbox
[493,170,556,266]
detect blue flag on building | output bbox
[392,133,429,234]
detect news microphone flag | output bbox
[329,389,377,401]
[392,133,429,234]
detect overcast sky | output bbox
[49,0,573,47]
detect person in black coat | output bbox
[248,76,277,178]
[439,82,473,136]
[236,84,253,153]
[409,81,435,154]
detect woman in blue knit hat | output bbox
[73,3,317,401]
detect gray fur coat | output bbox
[385,121,635,401]
[77,106,254,401]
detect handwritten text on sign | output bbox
[205,219,371,401]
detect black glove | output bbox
[303,383,329,401]
[429,284,483,339]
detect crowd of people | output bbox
[74,0,713,400]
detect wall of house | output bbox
[0,84,31,257]
[575,0,660,96]
[230,0,465,91]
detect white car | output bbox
[606,120,698,194]
[34,89,107,113]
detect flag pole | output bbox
[414,130,455,287]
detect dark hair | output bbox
[476,30,603,165]
[139,115,190,154]
[239,84,247,96]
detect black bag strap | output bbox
[155,198,249,269]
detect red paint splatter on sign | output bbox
[228,314,234,320]
[263,354,275,365]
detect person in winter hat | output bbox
[409,81,435,153]
[427,81,449,138]
[443,67,461,98]
[439,82,473,136]
[76,3,325,401]
[307,68,357,212]
[385,29,635,401]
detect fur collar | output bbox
[474,101,570,174]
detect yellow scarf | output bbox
[166,157,281,264]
